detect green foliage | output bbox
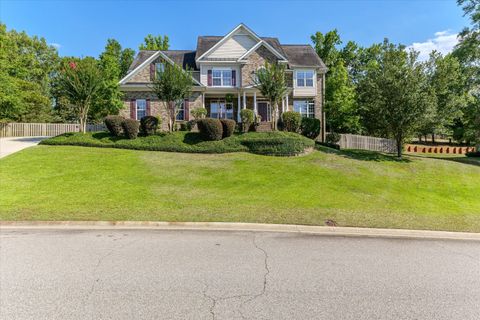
[282,111,301,132]
[325,132,341,144]
[140,116,159,136]
[197,118,223,141]
[151,63,193,132]
[41,131,313,156]
[55,58,103,132]
[139,34,169,50]
[356,41,431,157]
[300,118,321,139]
[253,62,287,130]
[104,115,124,136]
[220,119,236,138]
[240,109,254,133]
[466,151,480,157]
[0,23,58,122]
[191,107,207,119]
[121,119,140,139]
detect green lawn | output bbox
[1,145,480,232]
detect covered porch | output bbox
[200,88,291,124]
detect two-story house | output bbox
[119,23,327,139]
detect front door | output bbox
[257,102,271,122]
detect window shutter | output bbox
[150,63,155,81]
[184,98,190,121]
[231,70,236,86]
[130,99,136,119]
[146,99,151,116]
[207,69,212,86]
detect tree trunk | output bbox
[431,134,435,144]
[396,138,403,158]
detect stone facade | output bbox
[121,91,203,131]
[127,57,165,83]
[240,46,279,87]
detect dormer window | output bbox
[155,63,165,78]
[296,70,314,87]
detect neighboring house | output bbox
[119,23,327,139]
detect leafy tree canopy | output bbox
[139,34,169,51]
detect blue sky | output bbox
[0,0,468,59]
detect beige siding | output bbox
[293,69,317,97]
[207,34,257,59]
[199,64,240,87]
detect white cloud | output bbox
[49,43,61,49]
[407,30,458,61]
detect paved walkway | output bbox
[0,136,48,158]
[1,229,479,319]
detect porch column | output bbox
[243,91,246,109]
[202,92,205,108]
[253,91,257,115]
[286,94,289,111]
[237,93,241,122]
[281,96,285,113]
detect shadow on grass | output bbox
[408,153,480,167]
[92,131,123,142]
[316,145,410,163]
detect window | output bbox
[293,100,315,118]
[212,69,232,87]
[296,70,314,87]
[176,101,185,121]
[155,63,164,79]
[210,100,234,119]
[136,99,147,120]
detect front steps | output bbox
[255,122,273,132]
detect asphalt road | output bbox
[1,229,479,320]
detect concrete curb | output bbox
[1,221,480,241]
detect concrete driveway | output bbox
[1,229,479,320]
[0,136,48,158]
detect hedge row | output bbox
[40,131,314,156]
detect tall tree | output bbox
[253,62,287,131]
[55,58,103,132]
[151,63,193,132]
[357,42,431,157]
[139,34,169,51]
[311,30,360,133]
[120,48,135,78]
[0,23,58,122]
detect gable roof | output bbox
[119,50,202,86]
[281,45,327,69]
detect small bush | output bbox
[197,118,223,141]
[104,115,124,136]
[466,151,480,157]
[300,118,321,140]
[220,119,236,138]
[240,109,254,133]
[326,132,341,144]
[238,132,314,156]
[282,111,301,132]
[180,120,195,132]
[191,107,207,120]
[140,116,159,136]
[122,119,140,139]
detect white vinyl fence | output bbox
[338,134,397,153]
[0,123,106,137]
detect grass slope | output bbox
[1,145,479,232]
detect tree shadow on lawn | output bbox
[407,153,480,167]
[317,145,410,163]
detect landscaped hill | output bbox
[1,145,479,232]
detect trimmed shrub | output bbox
[238,132,314,156]
[240,109,254,133]
[220,119,236,138]
[191,107,208,119]
[121,119,140,139]
[326,132,341,144]
[104,115,124,136]
[282,111,301,132]
[300,118,321,140]
[197,118,223,141]
[140,116,159,136]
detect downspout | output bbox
[322,72,326,142]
